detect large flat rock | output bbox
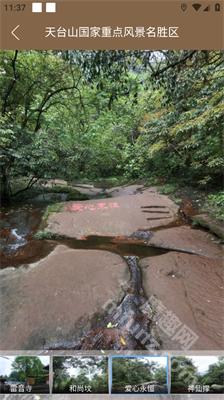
[106,184,146,197]
[0,246,129,350]
[46,187,178,239]
[72,183,105,197]
[150,225,223,258]
[139,252,224,350]
[192,213,224,240]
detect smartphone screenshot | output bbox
[0,0,223,398]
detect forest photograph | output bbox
[0,50,223,209]
[0,356,49,394]
[171,356,224,394]
[53,356,108,393]
[111,356,168,394]
[0,50,223,352]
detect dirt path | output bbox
[0,184,223,350]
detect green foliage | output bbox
[203,357,224,385]
[47,186,89,200]
[171,356,197,385]
[112,358,167,392]
[0,50,223,205]
[154,366,167,383]
[158,183,178,195]
[9,357,47,383]
[93,176,129,188]
[42,203,63,220]
[53,356,108,393]
[205,192,224,221]
[171,356,224,392]
[124,51,224,187]
[34,230,61,240]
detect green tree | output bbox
[112,358,159,391]
[53,356,108,393]
[154,366,167,384]
[202,357,224,385]
[1,50,223,205]
[128,51,224,186]
[10,356,46,383]
[0,50,83,204]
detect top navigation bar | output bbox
[0,0,224,49]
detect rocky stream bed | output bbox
[0,184,223,351]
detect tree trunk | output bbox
[0,168,11,206]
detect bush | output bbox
[204,192,224,221]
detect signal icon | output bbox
[192,3,202,11]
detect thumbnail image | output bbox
[53,356,108,394]
[111,356,168,394]
[0,50,223,352]
[171,356,224,394]
[0,356,49,394]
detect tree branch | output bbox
[12,176,39,197]
[152,51,197,77]
[34,83,80,132]
[2,50,19,115]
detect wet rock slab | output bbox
[46,187,178,239]
[0,246,129,350]
[149,225,223,258]
[192,213,224,240]
[139,252,224,350]
[72,183,106,198]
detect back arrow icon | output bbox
[11,25,20,40]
